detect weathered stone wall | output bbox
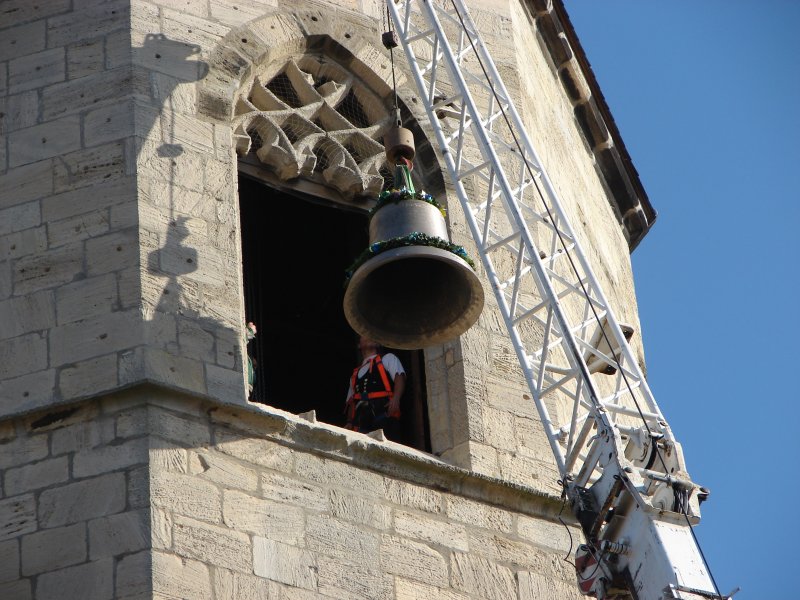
[0,0,650,597]
[0,0,645,485]
[0,0,251,420]
[0,393,583,599]
[0,395,149,599]
[0,0,142,418]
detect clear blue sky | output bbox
[561,2,800,597]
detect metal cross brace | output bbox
[387,0,670,484]
[386,3,726,598]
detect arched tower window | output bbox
[235,51,431,451]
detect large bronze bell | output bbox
[343,127,484,349]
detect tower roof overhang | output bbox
[530,0,657,250]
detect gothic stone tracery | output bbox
[233,54,396,198]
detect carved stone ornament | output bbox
[233,54,394,198]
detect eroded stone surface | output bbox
[0,1,648,599]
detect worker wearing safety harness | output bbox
[344,337,406,441]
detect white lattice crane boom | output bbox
[386,1,729,598]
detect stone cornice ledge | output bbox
[526,0,658,250]
[6,383,570,523]
[209,397,569,523]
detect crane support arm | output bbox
[386,1,727,598]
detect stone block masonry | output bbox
[0,0,248,420]
[0,0,143,418]
[0,397,148,598]
[0,392,583,599]
[0,0,646,494]
[0,0,653,597]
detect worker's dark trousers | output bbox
[355,400,401,442]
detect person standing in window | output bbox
[344,337,406,441]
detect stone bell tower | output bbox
[0,0,654,598]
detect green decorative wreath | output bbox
[345,231,476,284]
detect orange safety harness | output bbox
[345,354,398,426]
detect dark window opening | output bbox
[265,72,302,108]
[336,89,370,128]
[239,175,431,452]
[246,127,264,152]
[312,143,330,174]
[379,165,394,190]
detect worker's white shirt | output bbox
[346,353,405,401]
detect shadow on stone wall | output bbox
[135,34,246,402]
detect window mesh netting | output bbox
[234,55,400,196]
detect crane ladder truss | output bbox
[387,1,723,598]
